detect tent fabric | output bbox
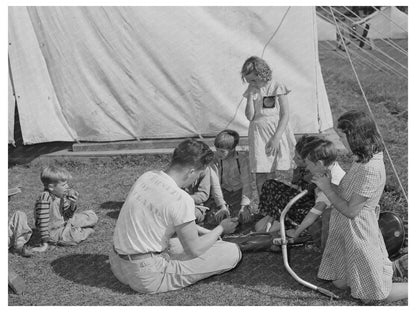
[8,6,333,144]
[355,6,408,39]
[8,69,15,145]
[8,7,76,144]
[317,15,337,41]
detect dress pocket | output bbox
[262,96,276,108]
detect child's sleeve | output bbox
[239,155,252,207]
[272,82,291,96]
[351,164,382,198]
[62,197,77,220]
[313,190,331,215]
[189,168,210,205]
[34,193,51,243]
[209,165,227,207]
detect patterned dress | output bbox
[243,80,296,173]
[258,166,316,226]
[318,152,392,300]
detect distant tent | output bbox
[8,6,333,145]
[317,14,337,41]
[354,6,408,39]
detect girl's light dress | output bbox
[318,152,393,300]
[243,80,296,173]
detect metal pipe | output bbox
[273,189,340,299]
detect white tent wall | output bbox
[359,6,408,39]
[317,15,337,41]
[8,6,333,144]
[8,7,76,144]
[8,70,15,145]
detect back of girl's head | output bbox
[214,129,240,150]
[41,165,72,186]
[241,56,272,82]
[305,139,338,166]
[337,110,383,163]
[171,139,214,170]
[295,135,322,157]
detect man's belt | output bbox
[113,246,161,261]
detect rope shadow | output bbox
[51,253,135,294]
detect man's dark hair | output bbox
[171,139,214,170]
[337,110,383,163]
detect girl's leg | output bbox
[385,283,408,303]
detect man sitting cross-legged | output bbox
[110,139,242,294]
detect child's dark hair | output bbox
[41,165,72,186]
[337,110,383,163]
[305,139,338,166]
[171,139,214,170]
[295,135,323,158]
[214,129,240,150]
[241,56,272,83]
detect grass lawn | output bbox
[8,39,408,306]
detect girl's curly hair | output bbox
[241,56,272,82]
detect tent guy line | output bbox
[330,7,408,204]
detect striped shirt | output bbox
[34,190,77,243]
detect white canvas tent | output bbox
[317,14,337,41]
[8,6,333,145]
[355,6,408,39]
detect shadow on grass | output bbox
[100,201,123,219]
[51,253,135,294]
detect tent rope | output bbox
[261,6,291,58]
[224,6,291,130]
[319,40,388,74]
[317,12,398,75]
[317,10,407,79]
[371,6,408,34]
[329,7,408,204]
[321,6,408,76]
[341,6,408,56]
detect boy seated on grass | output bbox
[31,165,98,252]
[210,129,254,223]
[286,138,345,250]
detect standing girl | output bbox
[313,110,407,302]
[241,56,296,198]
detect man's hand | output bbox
[219,217,239,235]
[32,242,48,253]
[238,205,251,223]
[215,205,230,222]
